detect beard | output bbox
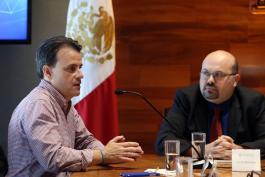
[202,83,219,100]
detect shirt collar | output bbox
[208,97,233,111]
[39,79,71,115]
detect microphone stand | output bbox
[115,89,203,160]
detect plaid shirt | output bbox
[7,80,104,177]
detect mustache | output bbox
[204,82,216,89]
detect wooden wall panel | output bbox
[139,65,191,87]
[248,16,265,42]
[113,0,265,153]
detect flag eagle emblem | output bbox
[66,2,114,64]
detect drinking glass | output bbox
[191,132,206,159]
[176,157,193,177]
[164,140,180,176]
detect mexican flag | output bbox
[66,0,119,144]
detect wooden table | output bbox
[71,154,264,177]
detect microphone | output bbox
[115,89,165,120]
[115,89,203,160]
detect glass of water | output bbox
[164,140,180,176]
[176,156,193,177]
[191,132,206,159]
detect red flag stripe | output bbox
[74,72,119,144]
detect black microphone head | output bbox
[115,89,125,95]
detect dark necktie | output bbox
[210,107,222,142]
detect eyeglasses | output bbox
[200,70,236,81]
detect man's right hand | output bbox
[103,135,144,164]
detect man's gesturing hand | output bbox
[103,135,144,164]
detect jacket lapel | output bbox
[228,94,241,140]
[192,94,209,132]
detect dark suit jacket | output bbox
[0,146,7,176]
[155,84,265,159]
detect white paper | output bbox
[232,149,261,172]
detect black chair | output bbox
[0,146,8,176]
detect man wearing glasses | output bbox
[155,50,265,159]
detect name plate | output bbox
[232,149,261,172]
